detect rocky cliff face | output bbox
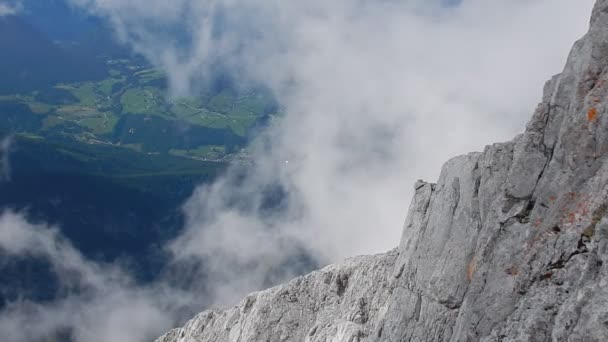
[157,1,608,341]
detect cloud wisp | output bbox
[0,212,203,342]
[1,0,597,341]
[0,1,20,16]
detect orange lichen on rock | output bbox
[467,256,476,282]
[567,212,577,224]
[576,199,590,217]
[587,107,598,122]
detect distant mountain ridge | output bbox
[157,1,608,341]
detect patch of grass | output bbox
[173,110,255,136]
[79,113,118,135]
[28,102,54,114]
[55,106,100,122]
[228,116,257,136]
[170,102,201,118]
[232,93,272,116]
[207,90,237,114]
[121,87,166,115]
[182,113,230,129]
[169,145,226,159]
[16,132,44,140]
[59,83,98,107]
[42,116,66,130]
[135,68,165,82]
[181,97,205,108]
[99,77,125,96]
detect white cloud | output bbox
[0,212,200,342]
[0,1,20,16]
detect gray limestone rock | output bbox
[156,1,608,341]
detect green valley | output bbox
[0,57,277,162]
